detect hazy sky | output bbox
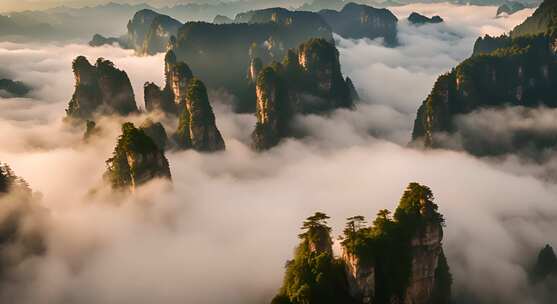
[0,0,228,12]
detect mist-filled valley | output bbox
[1,1,557,304]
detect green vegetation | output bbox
[0,163,31,195]
[339,183,445,302]
[0,162,44,280]
[272,212,353,304]
[140,119,168,151]
[414,0,557,155]
[174,78,225,151]
[511,0,557,37]
[413,29,557,153]
[105,123,170,189]
[273,183,451,304]
[252,38,356,150]
[171,18,333,111]
[531,244,557,282]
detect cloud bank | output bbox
[0,3,555,304]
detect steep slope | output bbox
[104,123,171,191]
[252,38,356,150]
[144,50,192,115]
[66,56,138,120]
[511,0,557,37]
[170,19,333,110]
[140,118,168,151]
[318,3,398,45]
[174,78,226,152]
[141,14,183,55]
[412,0,557,156]
[271,183,452,304]
[143,51,226,152]
[531,244,557,282]
[90,9,183,55]
[496,1,527,16]
[0,163,46,280]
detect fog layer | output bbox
[0,3,554,304]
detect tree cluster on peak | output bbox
[272,183,452,304]
[104,122,171,191]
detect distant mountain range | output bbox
[0,0,544,42]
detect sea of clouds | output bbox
[0,3,555,304]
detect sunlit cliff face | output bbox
[0,3,555,304]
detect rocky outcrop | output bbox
[168,62,194,106]
[90,9,182,55]
[144,82,174,113]
[297,38,353,109]
[318,3,398,45]
[496,1,527,17]
[142,51,225,152]
[66,56,138,120]
[144,50,193,115]
[0,78,30,97]
[272,183,452,304]
[531,244,557,282]
[343,251,375,304]
[174,78,225,152]
[472,34,511,55]
[511,0,556,37]
[340,183,450,304]
[413,1,557,156]
[89,34,126,48]
[252,38,356,150]
[252,66,291,150]
[141,14,182,55]
[233,7,332,39]
[408,12,444,25]
[169,18,334,111]
[140,119,168,151]
[405,221,443,304]
[104,123,171,191]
